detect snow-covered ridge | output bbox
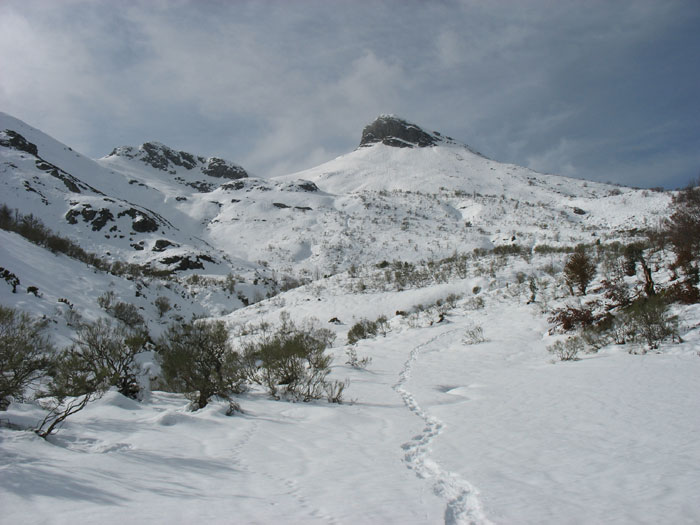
[2,111,672,279]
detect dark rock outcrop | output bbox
[202,158,248,179]
[117,208,160,233]
[282,180,319,193]
[65,204,115,231]
[0,130,38,156]
[110,142,203,171]
[360,115,446,149]
[160,254,215,271]
[1,129,102,195]
[109,143,248,180]
[152,239,179,252]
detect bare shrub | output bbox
[547,336,584,361]
[664,180,700,299]
[242,314,344,403]
[98,291,144,327]
[347,318,379,345]
[549,302,601,332]
[72,319,148,399]
[462,325,486,345]
[111,302,145,328]
[155,296,171,317]
[36,347,110,438]
[345,346,372,369]
[465,296,485,310]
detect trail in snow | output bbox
[393,327,491,525]
[229,417,342,524]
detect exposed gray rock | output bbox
[1,129,102,195]
[202,157,248,179]
[109,143,248,181]
[160,254,215,271]
[126,142,202,171]
[65,204,115,231]
[0,130,38,156]
[282,180,319,193]
[117,208,160,233]
[221,179,272,192]
[360,115,445,149]
[152,239,179,252]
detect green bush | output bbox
[347,318,381,345]
[71,319,148,399]
[98,291,145,327]
[156,319,245,410]
[493,244,527,256]
[35,345,110,438]
[0,306,52,410]
[623,296,679,351]
[242,314,344,403]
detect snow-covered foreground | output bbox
[3,286,700,525]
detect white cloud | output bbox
[526,139,579,177]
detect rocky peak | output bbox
[108,142,247,180]
[108,142,204,171]
[359,115,453,149]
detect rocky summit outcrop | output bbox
[109,142,248,179]
[202,157,248,179]
[359,115,451,148]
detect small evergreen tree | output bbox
[564,245,596,295]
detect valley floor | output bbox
[2,297,700,524]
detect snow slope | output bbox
[2,267,700,524]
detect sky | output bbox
[1,0,699,189]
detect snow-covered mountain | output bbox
[3,112,699,525]
[1,112,670,279]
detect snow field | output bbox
[3,277,700,524]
